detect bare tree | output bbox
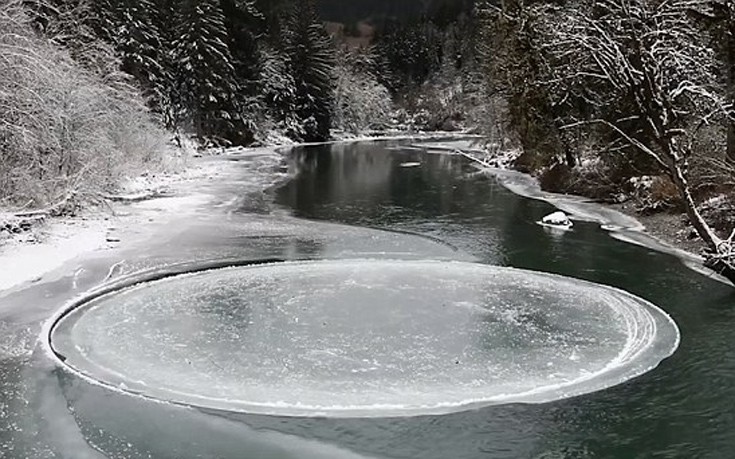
[690,0,735,161]
[533,0,735,274]
[332,47,392,135]
[0,0,169,211]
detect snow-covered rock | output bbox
[540,211,573,229]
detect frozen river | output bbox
[1,140,732,458]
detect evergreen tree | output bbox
[221,0,264,139]
[259,45,299,137]
[149,0,182,131]
[108,0,168,104]
[282,0,335,142]
[477,0,571,169]
[173,0,245,143]
[374,18,443,92]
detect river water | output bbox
[1,140,734,458]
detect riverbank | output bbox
[501,160,710,259]
[608,202,708,256]
[0,136,722,296]
[426,138,721,280]
[0,147,286,294]
[0,134,466,295]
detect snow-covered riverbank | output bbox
[2,135,727,297]
[0,147,285,295]
[0,135,459,295]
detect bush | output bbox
[332,49,392,135]
[0,0,169,210]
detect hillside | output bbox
[318,0,473,24]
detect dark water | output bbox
[1,140,734,458]
[274,142,735,458]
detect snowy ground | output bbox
[0,148,279,295]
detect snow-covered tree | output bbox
[692,1,735,161]
[221,0,264,140]
[535,0,730,257]
[282,0,335,142]
[374,18,443,92]
[258,45,301,138]
[333,48,392,134]
[24,0,120,75]
[107,0,168,104]
[0,0,168,208]
[476,0,571,169]
[173,0,245,143]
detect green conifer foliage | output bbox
[173,0,245,143]
[282,0,335,142]
[221,0,264,140]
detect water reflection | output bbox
[7,140,735,458]
[277,141,512,264]
[271,141,735,458]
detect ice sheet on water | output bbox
[50,260,679,417]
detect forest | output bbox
[1,0,735,272]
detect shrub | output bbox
[0,0,169,210]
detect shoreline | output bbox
[0,137,726,296]
[606,201,708,258]
[0,149,277,295]
[0,135,465,294]
[445,143,727,284]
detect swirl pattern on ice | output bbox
[48,260,679,417]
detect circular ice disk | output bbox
[49,260,679,417]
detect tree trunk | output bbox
[666,150,721,252]
[728,25,735,162]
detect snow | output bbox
[540,211,573,229]
[0,150,257,295]
[629,175,655,192]
[0,219,109,293]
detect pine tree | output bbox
[148,0,182,131]
[173,0,245,143]
[375,18,442,92]
[282,0,335,142]
[102,0,168,105]
[221,0,264,140]
[259,45,299,137]
[117,2,163,90]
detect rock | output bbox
[540,211,573,229]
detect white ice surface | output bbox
[49,259,680,418]
[0,221,108,293]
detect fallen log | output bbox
[0,214,46,235]
[704,256,735,285]
[102,189,173,203]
